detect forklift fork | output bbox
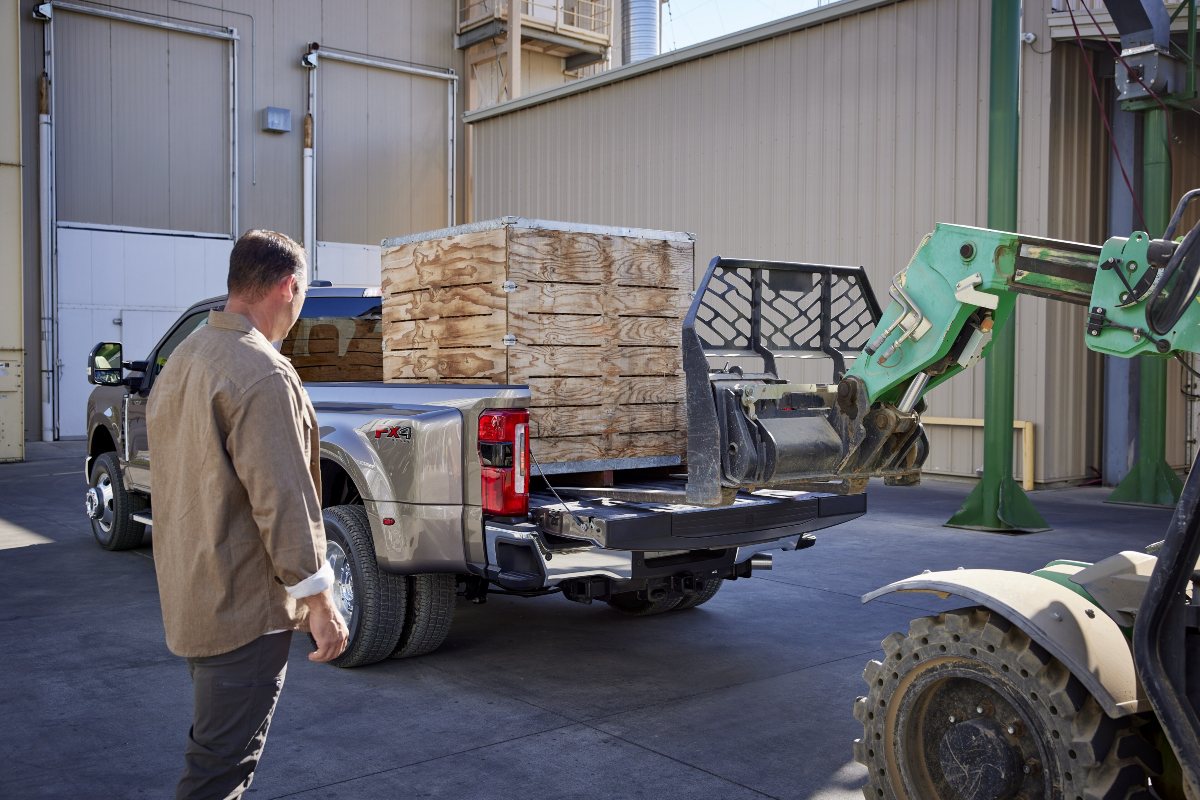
[682,257,929,505]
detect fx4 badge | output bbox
[373,425,412,441]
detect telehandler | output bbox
[673,189,1200,798]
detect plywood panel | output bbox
[382,220,693,465]
[533,431,687,464]
[508,345,679,378]
[508,229,692,288]
[382,229,507,292]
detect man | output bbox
[147,229,349,800]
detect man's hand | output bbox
[302,590,349,662]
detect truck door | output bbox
[125,309,211,491]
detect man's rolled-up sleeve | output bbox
[225,370,327,590]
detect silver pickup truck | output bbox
[84,285,866,668]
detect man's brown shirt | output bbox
[147,311,326,658]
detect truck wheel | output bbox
[676,577,723,610]
[606,589,682,616]
[854,608,1160,800]
[86,452,147,551]
[321,504,407,668]
[391,573,456,659]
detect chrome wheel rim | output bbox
[88,472,115,534]
[326,540,357,633]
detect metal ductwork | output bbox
[622,0,658,65]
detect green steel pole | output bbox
[946,0,1049,531]
[1108,108,1184,507]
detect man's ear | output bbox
[278,273,299,301]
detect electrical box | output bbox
[0,352,23,463]
[260,106,292,134]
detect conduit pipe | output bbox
[302,114,315,272]
[300,42,458,270]
[37,71,54,442]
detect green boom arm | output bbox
[850,209,1200,411]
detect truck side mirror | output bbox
[88,342,124,386]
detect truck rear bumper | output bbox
[484,487,865,591]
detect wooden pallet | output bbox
[381,219,694,468]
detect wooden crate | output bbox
[380,218,694,469]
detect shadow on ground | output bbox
[0,442,1173,799]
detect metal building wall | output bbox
[2,0,24,461]
[470,0,1105,482]
[17,0,461,439]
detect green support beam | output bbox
[947,0,1049,532]
[1108,108,1184,507]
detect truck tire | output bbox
[391,573,456,659]
[321,504,407,668]
[606,589,682,616]
[676,577,723,610]
[86,452,147,551]
[854,608,1160,800]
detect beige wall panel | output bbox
[54,13,115,225]
[54,12,227,232]
[19,0,462,438]
[1036,44,1108,484]
[523,50,568,96]
[317,62,449,245]
[0,167,21,347]
[4,0,22,460]
[50,0,455,241]
[166,32,230,232]
[472,0,1007,478]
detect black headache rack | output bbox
[683,257,927,505]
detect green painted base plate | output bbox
[945,476,1050,533]
[1107,460,1183,508]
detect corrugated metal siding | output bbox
[468,0,1162,483]
[54,13,229,232]
[470,0,1033,479]
[41,0,458,242]
[1038,44,1109,484]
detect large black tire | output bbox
[86,452,147,551]
[676,577,724,610]
[854,608,1160,800]
[606,589,682,616]
[321,504,407,668]
[391,573,456,659]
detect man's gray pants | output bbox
[177,631,293,800]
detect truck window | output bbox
[281,297,383,382]
[153,310,211,377]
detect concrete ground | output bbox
[0,441,1175,799]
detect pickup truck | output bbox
[84,284,867,668]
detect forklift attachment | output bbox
[682,258,928,505]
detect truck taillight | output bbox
[478,409,530,517]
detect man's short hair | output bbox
[227,230,307,301]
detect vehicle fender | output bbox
[863,568,1147,718]
[318,431,389,506]
[318,429,469,573]
[86,388,126,477]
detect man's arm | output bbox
[283,561,348,662]
[225,368,347,658]
[301,591,349,662]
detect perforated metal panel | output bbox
[689,258,882,383]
